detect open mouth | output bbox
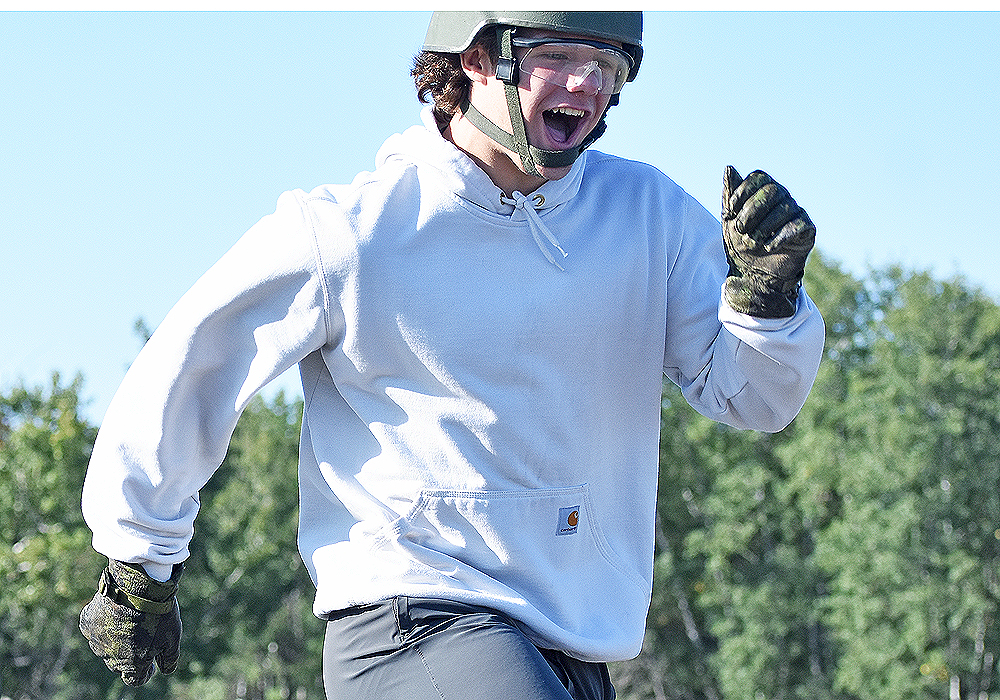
[542,107,587,147]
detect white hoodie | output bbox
[83,108,825,662]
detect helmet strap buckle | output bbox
[495,56,518,84]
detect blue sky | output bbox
[3,11,998,422]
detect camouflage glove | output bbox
[721,166,816,318]
[79,558,183,686]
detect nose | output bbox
[566,62,602,96]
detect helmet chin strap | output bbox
[460,25,610,180]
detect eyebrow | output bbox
[511,37,632,67]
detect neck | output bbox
[444,111,547,197]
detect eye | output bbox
[596,53,627,75]
[537,51,570,62]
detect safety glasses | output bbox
[512,38,633,96]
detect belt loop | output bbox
[394,596,409,641]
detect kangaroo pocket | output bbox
[392,483,651,653]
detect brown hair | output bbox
[411,29,499,131]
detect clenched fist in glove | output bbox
[80,558,183,686]
[721,166,816,318]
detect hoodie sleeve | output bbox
[662,191,825,433]
[82,190,330,579]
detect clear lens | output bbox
[519,42,630,95]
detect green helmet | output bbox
[424,11,643,81]
[423,11,643,178]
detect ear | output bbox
[461,45,494,85]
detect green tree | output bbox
[614,254,1000,700]
[612,252,866,700]
[0,375,110,700]
[123,319,325,698]
[611,378,729,700]
[1,376,322,700]
[169,392,324,700]
[811,269,1000,700]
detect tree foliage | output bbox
[3,253,1000,699]
[175,392,325,700]
[1,375,106,700]
[1,381,322,700]
[612,254,1000,700]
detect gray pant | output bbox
[322,597,616,700]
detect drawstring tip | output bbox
[555,250,568,272]
[507,191,569,271]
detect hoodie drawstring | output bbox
[501,192,568,271]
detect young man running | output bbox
[80,12,824,700]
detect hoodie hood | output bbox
[375,108,587,269]
[376,108,587,216]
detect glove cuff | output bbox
[724,275,799,319]
[102,559,183,615]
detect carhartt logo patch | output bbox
[556,506,580,535]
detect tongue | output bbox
[544,111,573,145]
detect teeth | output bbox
[551,107,585,117]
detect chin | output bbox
[536,163,574,181]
